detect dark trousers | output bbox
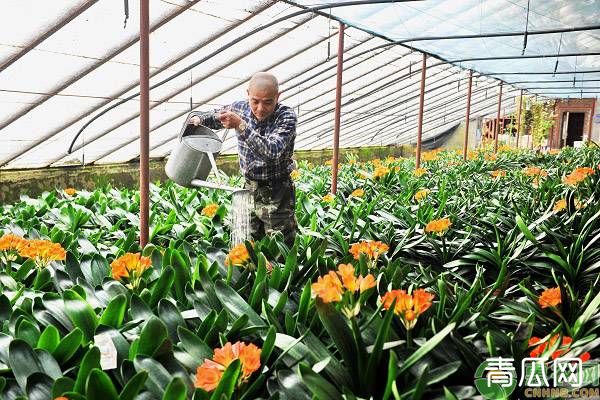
[244,177,297,247]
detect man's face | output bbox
[248,86,279,121]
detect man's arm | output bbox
[188,111,224,130]
[242,110,297,161]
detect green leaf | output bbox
[209,359,241,400]
[214,280,266,329]
[299,363,342,400]
[119,370,148,400]
[178,326,212,361]
[26,372,53,400]
[574,289,600,337]
[63,289,98,342]
[16,318,40,348]
[99,294,127,329]
[382,351,398,400]
[52,327,83,364]
[162,377,188,400]
[85,369,119,400]
[315,300,359,387]
[158,299,185,342]
[51,376,75,398]
[365,304,395,391]
[137,316,168,358]
[134,356,173,397]
[37,325,60,353]
[8,339,43,391]
[398,323,456,375]
[149,265,175,308]
[74,346,101,394]
[516,215,538,244]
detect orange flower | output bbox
[414,168,427,177]
[0,233,28,256]
[54,397,69,400]
[372,165,390,179]
[110,253,151,288]
[349,240,389,262]
[19,239,66,269]
[64,188,77,196]
[350,188,365,198]
[553,199,567,213]
[201,203,219,218]
[348,159,358,165]
[529,335,590,361]
[290,170,301,180]
[372,158,382,166]
[538,287,561,308]
[225,243,250,267]
[195,341,262,392]
[381,288,434,329]
[322,193,335,203]
[358,274,376,293]
[425,218,452,235]
[337,263,358,292]
[421,151,439,162]
[484,153,497,161]
[414,189,430,202]
[548,149,560,155]
[311,271,343,303]
[562,167,594,186]
[523,166,548,178]
[490,170,506,179]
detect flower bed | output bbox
[0,145,599,399]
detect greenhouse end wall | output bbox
[0,145,412,204]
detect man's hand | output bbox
[218,110,243,130]
[188,115,202,126]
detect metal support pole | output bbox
[516,89,523,148]
[416,53,426,168]
[494,82,503,153]
[140,0,150,248]
[463,70,472,160]
[589,97,596,142]
[331,22,344,194]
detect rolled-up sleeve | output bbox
[244,110,297,161]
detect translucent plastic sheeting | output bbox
[1,0,596,170]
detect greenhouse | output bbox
[1,0,600,399]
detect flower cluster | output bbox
[422,150,440,162]
[290,170,301,180]
[538,287,561,308]
[490,170,506,179]
[111,252,151,289]
[414,189,430,202]
[321,193,335,203]
[201,203,219,218]
[349,240,389,267]
[225,243,251,268]
[0,233,28,263]
[350,188,365,198]
[414,168,427,177]
[523,166,548,178]
[553,199,567,213]
[195,341,261,392]
[64,188,77,196]
[425,217,452,235]
[381,288,434,330]
[311,263,376,317]
[372,165,391,179]
[562,167,594,186]
[19,239,66,269]
[529,335,590,361]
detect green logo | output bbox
[474,358,518,399]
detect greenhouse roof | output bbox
[1,0,598,169]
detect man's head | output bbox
[247,72,279,121]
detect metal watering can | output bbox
[165,113,252,246]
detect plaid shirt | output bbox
[197,100,297,181]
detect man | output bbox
[188,72,298,247]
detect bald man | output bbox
[188,72,298,247]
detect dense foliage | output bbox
[0,145,599,400]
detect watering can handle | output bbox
[180,111,213,141]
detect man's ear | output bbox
[275,92,280,103]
